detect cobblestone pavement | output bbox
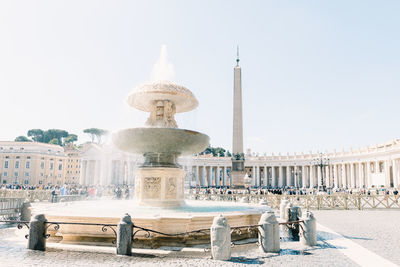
[313,209,400,266]
[0,225,357,267]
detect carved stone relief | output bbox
[143,177,161,199]
[165,177,177,199]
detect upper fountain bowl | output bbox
[112,127,209,156]
[127,81,198,113]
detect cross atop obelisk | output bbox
[231,47,246,188]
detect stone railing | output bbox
[0,198,26,219]
[0,190,86,203]
[187,193,400,210]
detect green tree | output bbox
[15,136,32,142]
[63,134,78,145]
[49,138,59,145]
[200,146,227,157]
[43,129,69,145]
[83,128,108,143]
[27,129,44,142]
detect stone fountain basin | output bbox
[112,128,209,155]
[31,200,270,248]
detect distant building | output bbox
[0,141,67,186]
[64,143,81,185]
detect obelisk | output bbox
[231,48,246,188]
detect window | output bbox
[14,172,19,177]
[27,156,30,159]
[26,161,30,169]
[2,180,6,184]
[3,172,7,177]
[58,174,61,178]
[40,162,44,169]
[50,163,54,170]
[25,172,30,177]
[40,173,44,177]
[58,164,62,170]
[39,180,43,184]
[4,161,8,168]
[15,161,19,169]
[24,180,28,185]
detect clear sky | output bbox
[0,0,399,155]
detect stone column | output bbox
[216,166,221,187]
[302,166,307,188]
[293,166,298,187]
[272,166,276,188]
[222,166,227,186]
[309,165,314,189]
[286,166,291,187]
[195,165,199,186]
[350,163,355,188]
[326,165,331,188]
[317,166,321,187]
[393,160,398,188]
[279,166,284,188]
[341,164,346,188]
[333,164,339,188]
[358,163,364,188]
[366,161,372,188]
[254,166,258,187]
[201,166,206,187]
[210,166,214,187]
[384,160,391,188]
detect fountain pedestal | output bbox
[135,168,186,207]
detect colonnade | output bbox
[190,165,232,187]
[191,158,400,189]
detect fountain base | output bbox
[135,167,185,207]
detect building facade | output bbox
[0,141,68,186]
[186,139,400,189]
[64,143,81,185]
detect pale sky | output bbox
[0,0,399,155]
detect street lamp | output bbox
[312,153,330,192]
[291,167,302,188]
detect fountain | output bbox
[30,47,270,247]
[113,80,209,207]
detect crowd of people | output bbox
[0,183,134,201]
[190,186,399,196]
[1,183,398,201]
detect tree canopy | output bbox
[63,134,78,145]
[23,129,78,147]
[83,128,108,143]
[15,136,32,142]
[200,146,227,157]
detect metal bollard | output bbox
[210,215,231,261]
[288,206,302,241]
[258,211,280,253]
[27,214,47,251]
[300,211,317,246]
[117,213,133,256]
